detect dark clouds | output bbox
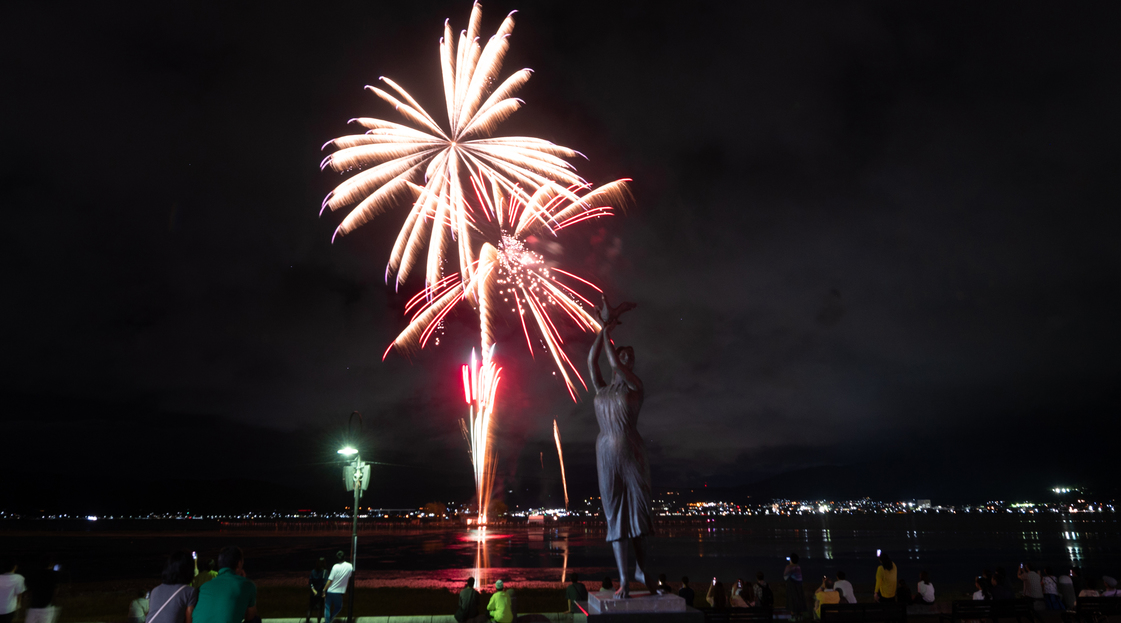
[2,1,1120,510]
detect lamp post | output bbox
[338,411,366,623]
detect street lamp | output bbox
[339,413,368,623]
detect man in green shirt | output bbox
[565,574,588,613]
[487,580,513,623]
[194,547,258,623]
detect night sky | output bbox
[4,2,1120,512]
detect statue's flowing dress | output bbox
[594,377,652,542]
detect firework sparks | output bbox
[553,419,569,509]
[460,348,500,524]
[321,2,593,293]
[386,178,627,399]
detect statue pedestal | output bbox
[576,592,703,622]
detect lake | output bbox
[3,513,1118,595]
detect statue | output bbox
[588,294,651,598]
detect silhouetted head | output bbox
[316,557,327,571]
[879,553,893,571]
[616,346,634,370]
[570,574,580,584]
[602,576,612,590]
[789,553,800,565]
[336,551,346,562]
[217,546,243,572]
[836,571,846,581]
[161,551,194,585]
[466,577,475,588]
[682,576,690,586]
[920,571,930,584]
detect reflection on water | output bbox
[2,514,1119,590]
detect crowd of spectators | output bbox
[971,564,1120,611]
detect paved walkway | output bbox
[263,615,573,623]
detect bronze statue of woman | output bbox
[588,295,652,598]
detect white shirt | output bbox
[834,580,857,604]
[917,581,935,603]
[0,573,26,615]
[326,562,353,594]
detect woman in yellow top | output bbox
[874,554,898,602]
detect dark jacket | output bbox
[455,586,480,623]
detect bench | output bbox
[1062,597,1121,623]
[939,599,1039,623]
[991,599,1040,623]
[820,602,907,623]
[702,607,774,622]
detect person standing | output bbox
[0,558,26,623]
[323,552,353,623]
[564,574,588,613]
[678,577,695,608]
[873,553,897,602]
[1018,564,1043,610]
[834,572,856,604]
[146,552,198,623]
[454,577,479,623]
[486,580,513,623]
[784,554,807,619]
[306,558,328,623]
[192,547,257,623]
[1042,568,1063,610]
[1058,570,1076,609]
[24,560,60,623]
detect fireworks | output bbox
[320,3,632,537]
[386,178,628,399]
[460,348,500,524]
[553,419,569,509]
[320,2,592,293]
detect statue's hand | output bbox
[598,294,636,327]
[598,295,614,325]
